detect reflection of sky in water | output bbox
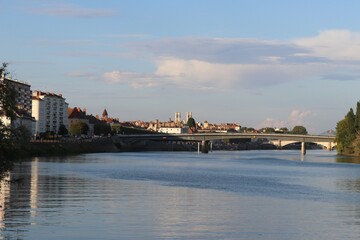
[1,150,360,239]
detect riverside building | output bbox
[32,91,68,135]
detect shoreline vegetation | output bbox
[335,101,360,156]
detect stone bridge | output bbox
[114,133,336,155]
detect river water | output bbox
[1,150,360,239]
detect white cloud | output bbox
[101,58,330,90]
[102,71,158,88]
[133,37,316,64]
[288,109,313,126]
[294,30,360,62]
[257,109,314,130]
[257,118,288,129]
[102,30,360,89]
[154,57,330,89]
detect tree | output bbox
[336,118,352,153]
[111,123,122,134]
[0,62,25,159]
[94,123,111,136]
[58,124,68,136]
[346,108,356,135]
[69,122,89,136]
[187,117,197,133]
[187,117,196,128]
[0,63,18,122]
[0,120,11,149]
[12,125,32,143]
[336,108,357,154]
[291,126,308,135]
[355,102,360,131]
[278,127,289,133]
[262,127,275,133]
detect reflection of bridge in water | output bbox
[114,133,336,155]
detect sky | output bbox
[2,0,360,133]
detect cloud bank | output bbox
[92,30,360,90]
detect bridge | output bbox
[114,133,336,155]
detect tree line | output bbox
[0,62,33,177]
[335,101,360,156]
[187,117,308,135]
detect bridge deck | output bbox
[114,133,335,143]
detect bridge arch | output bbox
[269,139,337,150]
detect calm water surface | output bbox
[1,150,360,239]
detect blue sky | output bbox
[2,0,360,133]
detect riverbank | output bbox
[0,138,193,159]
[24,138,326,156]
[29,138,118,156]
[1,137,329,161]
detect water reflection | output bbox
[0,163,32,239]
[338,179,360,193]
[336,155,360,164]
[1,151,360,239]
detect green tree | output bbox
[262,127,275,133]
[346,108,356,135]
[279,127,289,133]
[336,108,357,154]
[94,123,111,136]
[187,117,197,133]
[0,63,32,179]
[12,125,32,143]
[187,117,196,128]
[58,124,68,136]
[0,63,25,160]
[291,126,308,135]
[336,118,352,153]
[241,127,255,133]
[355,102,360,131]
[0,63,18,122]
[0,120,11,154]
[111,123,122,134]
[69,122,89,136]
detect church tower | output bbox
[102,108,108,120]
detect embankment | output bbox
[115,139,197,152]
[30,138,118,156]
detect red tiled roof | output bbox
[68,107,87,119]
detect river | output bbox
[1,150,360,239]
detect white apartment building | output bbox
[32,91,68,135]
[159,126,189,134]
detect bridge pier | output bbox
[301,142,306,155]
[327,142,332,151]
[201,140,209,153]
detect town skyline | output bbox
[2,1,360,133]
